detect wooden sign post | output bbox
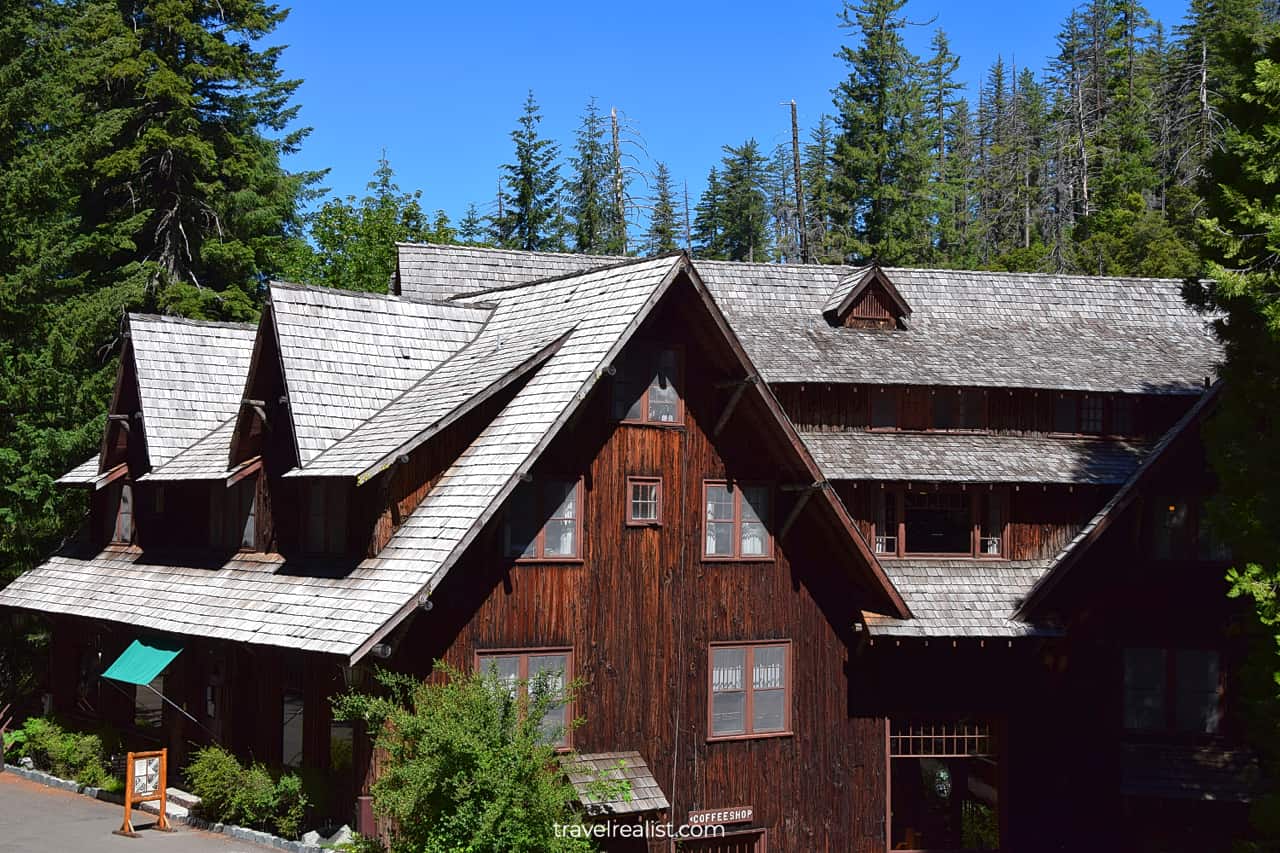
[115,749,172,837]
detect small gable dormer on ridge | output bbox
[822,265,912,329]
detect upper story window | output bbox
[211,479,257,550]
[1112,396,1137,435]
[478,649,572,748]
[703,482,772,560]
[931,389,986,431]
[709,641,791,739]
[867,387,987,432]
[111,483,134,544]
[870,388,897,429]
[303,480,347,555]
[1149,495,1231,562]
[505,478,582,560]
[626,476,662,526]
[1123,648,1222,735]
[876,486,1009,558]
[612,345,683,425]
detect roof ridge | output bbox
[267,279,490,314]
[448,252,684,300]
[881,265,1200,285]
[395,241,624,262]
[127,313,257,332]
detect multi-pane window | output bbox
[708,642,790,739]
[304,481,348,554]
[478,650,572,748]
[1150,497,1191,560]
[612,345,682,425]
[112,483,134,544]
[626,477,662,525]
[1053,394,1078,433]
[1080,395,1105,434]
[1123,648,1221,734]
[703,482,772,559]
[505,479,582,560]
[211,479,257,550]
[930,389,986,431]
[877,487,1009,558]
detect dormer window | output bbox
[211,479,258,551]
[823,266,912,329]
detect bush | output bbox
[6,717,112,788]
[185,746,311,839]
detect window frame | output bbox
[614,343,685,427]
[1122,647,1223,737]
[874,485,1009,560]
[211,477,259,551]
[706,640,793,742]
[505,477,585,562]
[625,476,663,527]
[476,647,574,750]
[701,480,775,561]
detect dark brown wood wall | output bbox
[390,282,890,852]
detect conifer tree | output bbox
[645,162,679,256]
[832,0,933,264]
[692,168,726,260]
[494,91,565,252]
[802,115,845,263]
[568,98,610,254]
[458,204,489,245]
[718,141,771,262]
[921,30,968,266]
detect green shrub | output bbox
[8,717,112,788]
[185,746,311,839]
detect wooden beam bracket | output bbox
[712,375,760,436]
[779,481,827,538]
[242,398,268,423]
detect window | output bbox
[1150,497,1191,560]
[477,650,572,748]
[959,389,986,431]
[703,482,772,559]
[870,388,898,429]
[875,489,898,555]
[505,479,582,560]
[303,481,348,554]
[708,642,790,739]
[626,477,662,525]
[1111,396,1136,435]
[282,689,305,769]
[932,392,959,431]
[890,719,1000,852]
[134,675,163,728]
[931,389,987,431]
[1123,648,1222,735]
[1196,499,1232,561]
[904,490,970,555]
[1053,394,1077,433]
[211,479,257,550]
[878,487,1008,558]
[112,483,134,544]
[613,345,683,425]
[1080,395,1104,434]
[978,491,1007,556]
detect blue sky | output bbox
[272,0,1191,227]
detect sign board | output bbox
[115,749,172,837]
[687,805,754,827]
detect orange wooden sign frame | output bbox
[114,749,172,837]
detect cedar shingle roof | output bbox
[863,560,1059,637]
[394,242,620,302]
[698,262,1220,394]
[802,431,1152,484]
[57,454,104,485]
[127,315,257,468]
[563,751,669,815]
[268,282,490,465]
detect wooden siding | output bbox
[842,288,896,329]
[774,383,1194,439]
[384,287,890,852]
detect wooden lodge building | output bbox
[0,246,1258,852]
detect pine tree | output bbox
[718,141,771,262]
[921,29,968,266]
[802,115,845,263]
[832,0,933,264]
[458,203,489,245]
[568,98,610,254]
[494,91,564,252]
[645,162,679,256]
[767,144,800,263]
[692,168,726,260]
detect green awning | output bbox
[101,637,183,686]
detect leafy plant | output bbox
[6,717,112,788]
[185,745,312,839]
[333,663,598,853]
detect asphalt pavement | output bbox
[0,771,276,852]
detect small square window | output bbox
[627,477,662,525]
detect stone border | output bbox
[1,763,324,852]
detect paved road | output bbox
[0,772,276,852]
